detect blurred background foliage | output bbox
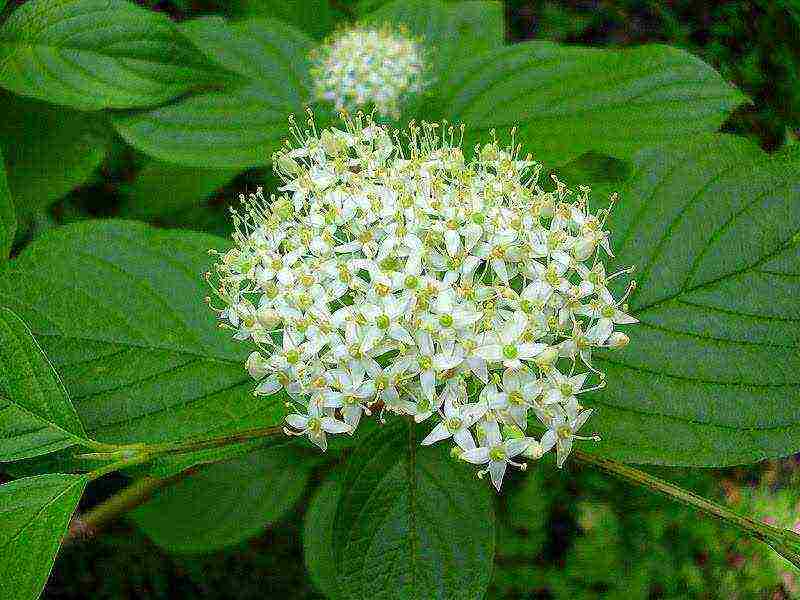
[1,0,798,598]
[39,457,800,599]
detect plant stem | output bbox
[572,449,800,569]
[76,420,800,570]
[146,425,285,456]
[84,425,285,481]
[72,427,287,540]
[67,469,197,542]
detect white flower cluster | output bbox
[207,113,637,491]
[310,26,427,119]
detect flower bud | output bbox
[607,332,630,349]
[534,346,559,366]
[245,351,269,380]
[523,440,545,460]
[256,305,281,329]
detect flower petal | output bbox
[321,416,352,434]
[421,422,451,446]
[285,414,308,430]
[489,460,507,491]
[460,447,490,465]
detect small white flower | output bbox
[284,403,351,451]
[460,420,535,491]
[540,405,599,468]
[323,365,377,430]
[421,394,480,451]
[475,312,547,369]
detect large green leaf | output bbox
[0,145,13,259]
[0,474,88,600]
[304,467,343,598]
[587,134,800,466]
[0,91,110,213]
[0,0,221,110]
[366,0,504,82]
[0,307,91,462]
[119,160,238,222]
[333,420,495,600]
[130,446,312,553]
[438,42,747,167]
[230,0,336,39]
[0,220,283,448]
[113,16,313,168]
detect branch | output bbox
[67,425,287,540]
[66,468,197,543]
[573,449,800,570]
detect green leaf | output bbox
[0,307,92,462]
[0,220,282,448]
[230,0,336,39]
[0,0,221,110]
[334,420,495,600]
[304,468,343,598]
[0,474,88,600]
[130,446,312,553]
[0,145,13,259]
[113,16,313,168]
[120,160,238,221]
[439,42,748,167]
[588,134,800,466]
[0,91,110,213]
[366,0,504,81]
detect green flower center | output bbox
[471,212,485,225]
[488,446,506,461]
[285,349,300,365]
[445,417,463,432]
[297,293,312,310]
[376,314,391,330]
[264,282,279,299]
[601,305,615,318]
[439,314,454,328]
[404,275,419,289]
[509,390,524,405]
[557,425,573,440]
[345,395,360,406]
[502,345,518,359]
[418,355,432,370]
[379,257,398,272]
[307,417,322,433]
[560,384,574,397]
